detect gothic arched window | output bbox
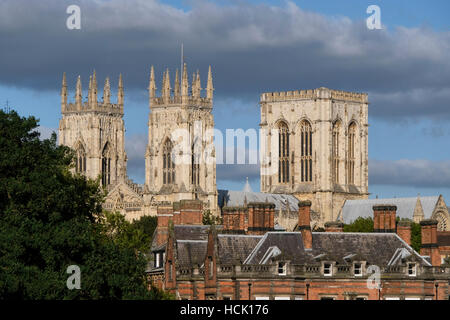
[300,120,313,182]
[163,139,175,185]
[332,121,341,184]
[102,143,111,186]
[347,122,357,185]
[434,211,448,231]
[191,141,200,186]
[278,121,289,184]
[75,144,86,174]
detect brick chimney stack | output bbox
[397,221,412,246]
[373,205,397,232]
[247,202,275,235]
[222,207,247,233]
[179,199,203,225]
[420,219,441,266]
[155,205,174,247]
[297,201,312,250]
[324,221,344,232]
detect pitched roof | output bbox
[340,196,440,224]
[309,233,427,266]
[174,225,214,241]
[244,233,312,265]
[176,240,208,267]
[218,189,299,211]
[243,232,429,266]
[217,234,263,265]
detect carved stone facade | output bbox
[144,64,218,216]
[259,88,369,225]
[58,65,218,220]
[58,71,127,186]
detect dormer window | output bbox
[278,262,286,275]
[407,263,417,277]
[323,263,333,276]
[354,262,362,277]
[154,252,164,268]
[155,252,160,268]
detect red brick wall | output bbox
[397,222,411,246]
[164,277,448,300]
[298,201,312,249]
[373,205,396,232]
[420,220,440,266]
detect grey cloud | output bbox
[124,131,260,184]
[217,164,259,183]
[1,0,450,120]
[125,134,147,182]
[369,159,450,188]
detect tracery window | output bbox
[101,143,111,186]
[191,142,200,186]
[300,120,312,182]
[347,122,357,185]
[332,121,341,184]
[75,144,86,174]
[278,122,289,183]
[163,139,175,185]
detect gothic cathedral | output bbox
[58,68,369,227]
[259,88,369,224]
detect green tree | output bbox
[343,217,374,233]
[0,110,168,299]
[202,210,222,225]
[100,211,157,253]
[398,218,421,253]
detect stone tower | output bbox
[144,64,218,215]
[259,87,369,226]
[58,71,127,187]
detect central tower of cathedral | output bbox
[144,63,218,215]
[259,87,369,226]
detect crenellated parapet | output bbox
[260,87,368,104]
[61,71,124,115]
[149,63,214,109]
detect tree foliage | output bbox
[0,110,168,299]
[343,216,422,252]
[100,211,157,253]
[202,210,222,225]
[343,217,374,233]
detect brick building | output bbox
[147,200,450,300]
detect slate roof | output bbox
[340,196,440,224]
[176,240,208,267]
[309,233,427,266]
[174,225,218,241]
[244,233,313,265]
[244,232,429,266]
[218,189,299,211]
[217,234,263,265]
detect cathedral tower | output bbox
[260,88,369,226]
[144,64,218,215]
[58,71,127,187]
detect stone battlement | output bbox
[150,96,212,108]
[260,87,368,103]
[62,102,123,115]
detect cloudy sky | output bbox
[1,0,450,200]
